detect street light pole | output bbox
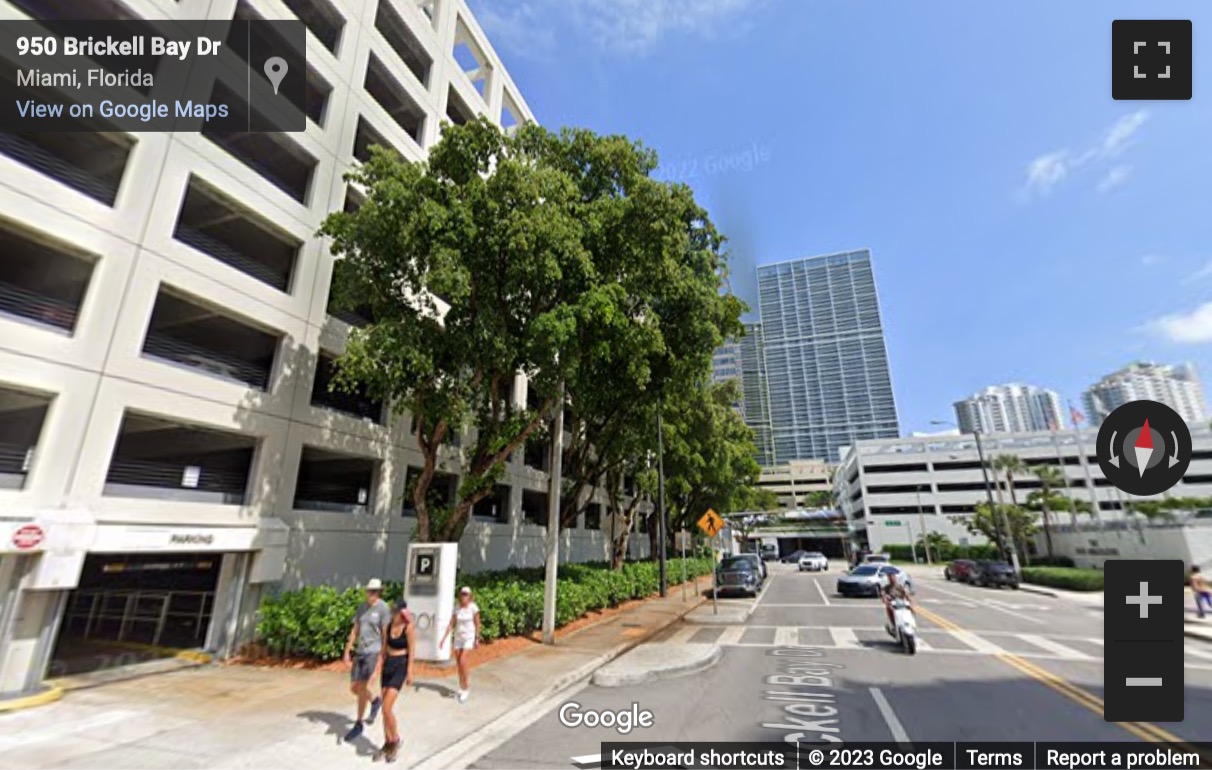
[541,381,566,646]
[657,402,668,598]
[915,486,932,564]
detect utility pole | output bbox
[657,401,668,597]
[915,486,932,564]
[974,429,1020,574]
[541,382,565,645]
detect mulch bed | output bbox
[227,579,706,678]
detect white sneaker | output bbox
[457,690,469,704]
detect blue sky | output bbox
[468,0,1212,434]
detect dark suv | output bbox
[944,559,976,583]
[971,560,1019,589]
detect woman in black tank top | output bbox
[376,599,414,762]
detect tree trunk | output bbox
[1041,505,1055,558]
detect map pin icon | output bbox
[264,56,288,95]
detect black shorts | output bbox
[351,652,378,683]
[381,654,409,690]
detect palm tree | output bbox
[993,454,1028,565]
[1028,465,1065,558]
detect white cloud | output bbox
[472,2,558,61]
[1097,165,1131,193]
[1146,303,1212,344]
[1024,151,1069,196]
[1141,253,1165,267]
[471,0,765,56]
[1021,111,1150,199]
[1184,260,1212,284]
[1101,111,1149,157]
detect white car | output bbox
[797,552,829,572]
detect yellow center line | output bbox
[915,603,1203,753]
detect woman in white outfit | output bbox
[440,586,480,703]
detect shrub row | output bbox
[1020,566,1105,592]
[255,558,716,661]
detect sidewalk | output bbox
[0,587,704,770]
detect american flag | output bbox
[1069,401,1085,426]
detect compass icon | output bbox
[1096,399,1192,496]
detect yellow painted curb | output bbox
[0,684,63,713]
[99,640,214,665]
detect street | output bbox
[472,562,1212,769]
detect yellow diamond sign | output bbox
[697,508,724,538]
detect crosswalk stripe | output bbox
[666,626,699,644]
[1185,644,1212,661]
[830,627,860,649]
[944,629,1006,655]
[717,626,746,646]
[773,627,797,647]
[1018,634,1094,660]
[913,635,933,651]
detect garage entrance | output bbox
[49,552,221,677]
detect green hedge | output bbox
[883,543,1001,563]
[256,558,715,661]
[1020,567,1104,592]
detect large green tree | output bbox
[968,503,1037,559]
[661,380,764,535]
[320,118,737,543]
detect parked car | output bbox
[862,553,891,565]
[836,564,913,597]
[970,560,1019,589]
[781,549,810,564]
[760,543,779,561]
[798,552,829,572]
[944,559,977,583]
[716,556,763,597]
[736,552,767,581]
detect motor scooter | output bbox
[885,597,917,654]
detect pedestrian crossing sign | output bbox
[697,509,724,538]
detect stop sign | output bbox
[12,524,44,550]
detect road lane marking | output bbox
[773,627,797,647]
[1185,644,1212,660]
[829,627,860,649]
[717,626,746,645]
[814,578,832,606]
[921,583,1043,624]
[665,625,699,644]
[922,602,1206,753]
[912,635,933,651]
[1018,634,1095,660]
[869,687,910,744]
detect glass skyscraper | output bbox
[756,250,899,462]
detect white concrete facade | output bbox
[953,383,1064,435]
[757,459,831,509]
[0,0,646,701]
[1083,362,1208,426]
[835,426,1212,553]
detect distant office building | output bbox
[711,341,742,387]
[756,250,900,462]
[1082,362,1208,425]
[953,384,1064,434]
[758,459,832,510]
[738,323,775,465]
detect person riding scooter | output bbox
[881,571,914,631]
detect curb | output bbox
[685,577,769,626]
[592,643,721,688]
[412,593,704,770]
[0,684,63,713]
[1185,627,1212,644]
[1018,584,1059,598]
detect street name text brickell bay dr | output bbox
[14,34,223,59]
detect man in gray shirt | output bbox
[342,578,391,742]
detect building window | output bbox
[104,413,256,505]
[294,447,377,513]
[0,387,51,491]
[0,219,95,334]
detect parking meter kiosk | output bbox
[404,542,458,662]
